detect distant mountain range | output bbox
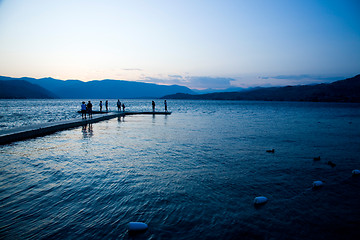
[162,75,360,103]
[1,75,360,102]
[0,76,194,99]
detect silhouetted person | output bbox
[99,101,103,112]
[105,100,108,112]
[87,101,93,119]
[117,99,121,111]
[164,100,167,112]
[122,103,125,112]
[81,101,87,119]
[152,101,155,112]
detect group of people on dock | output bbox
[81,100,125,119]
[81,101,93,119]
[99,100,109,112]
[81,99,168,119]
[99,100,125,112]
[116,99,126,112]
[152,100,168,112]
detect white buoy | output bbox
[312,180,324,188]
[352,169,360,176]
[254,196,268,205]
[128,222,148,232]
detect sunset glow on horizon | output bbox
[0,0,359,89]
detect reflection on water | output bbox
[164,114,168,126]
[82,123,93,139]
[117,116,125,123]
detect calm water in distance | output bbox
[0,99,360,239]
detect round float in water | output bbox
[352,169,360,176]
[254,196,268,205]
[128,222,148,232]
[312,180,324,188]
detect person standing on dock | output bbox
[122,103,125,112]
[164,100,167,112]
[81,101,87,119]
[99,101,103,112]
[117,99,121,111]
[105,100,109,112]
[152,101,155,112]
[87,101,93,119]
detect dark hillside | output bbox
[0,80,57,99]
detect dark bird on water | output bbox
[327,161,336,168]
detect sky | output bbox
[0,0,359,89]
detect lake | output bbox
[0,99,360,239]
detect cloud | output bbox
[255,74,352,87]
[140,76,235,89]
[168,75,183,78]
[123,68,142,71]
[259,74,345,82]
[142,77,186,85]
[188,77,233,89]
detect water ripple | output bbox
[1,100,360,239]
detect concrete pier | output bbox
[0,111,171,145]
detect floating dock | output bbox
[0,111,171,145]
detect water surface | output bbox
[1,100,360,239]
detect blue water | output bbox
[0,100,360,239]
[0,99,156,131]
